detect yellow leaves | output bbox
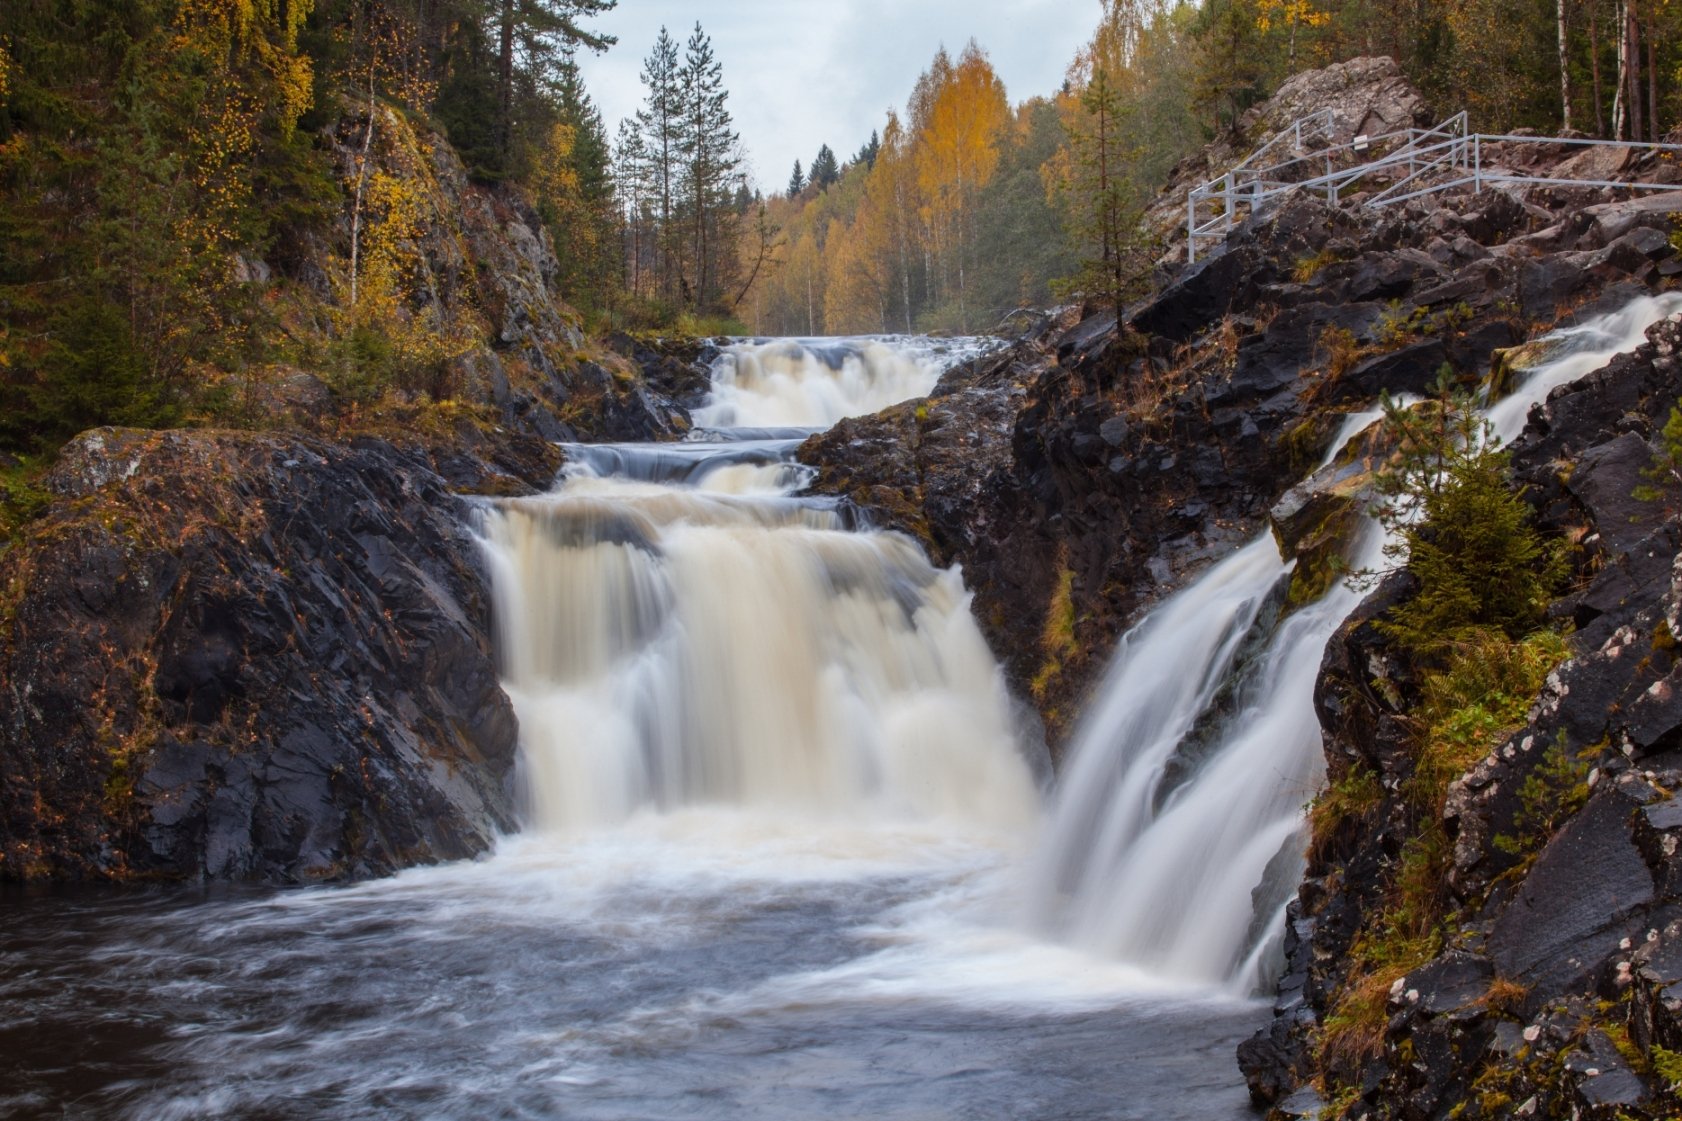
[1255,0,1331,32]
[0,40,13,107]
[533,122,583,202]
[913,42,1009,213]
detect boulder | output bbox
[1,429,519,883]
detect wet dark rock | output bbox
[1,429,518,883]
[1249,311,1682,1117]
[1341,337,1450,399]
[1488,788,1655,994]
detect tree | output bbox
[1370,371,1565,661]
[787,159,805,196]
[633,26,682,300]
[533,58,618,310]
[614,117,653,298]
[912,40,1009,330]
[677,21,740,310]
[1193,0,1266,135]
[1052,67,1148,311]
[495,0,616,163]
[853,130,881,171]
[809,144,840,190]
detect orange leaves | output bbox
[913,42,1009,221]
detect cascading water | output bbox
[17,305,1671,1120]
[0,334,1271,1121]
[1031,293,1682,994]
[474,462,1040,834]
[693,335,997,429]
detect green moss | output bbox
[1282,416,1330,474]
[1031,565,1077,703]
[1308,761,1381,861]
[1288,542,1349,609]
[1411,629,1571,808]
[1653,1045,1682,1092]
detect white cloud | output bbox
[574,0,1100,190]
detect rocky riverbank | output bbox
[805,184,1678,748]
[1239,310,1682,1121]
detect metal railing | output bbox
[1185,113,1682,262]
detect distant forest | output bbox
[1,0,1680,448]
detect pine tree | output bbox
[1059,67,1148,310]
[787,159,805,196]
[809,143,840,190]
[494,0,616,164]
[614,118,653,298]
[854,130,881,171]
[677,22,739,311]
[634,26,682,300]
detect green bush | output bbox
[1372,369,1566,663]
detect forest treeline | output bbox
[1,0,1680,454]
[755,0,1682,335]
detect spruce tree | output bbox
[494,0,617,166]
[634,27,682,300]
[788,159,805,196]
[1371,371,1566,661]
[677,22,739,310]
[854,130,881,171]
[1061,68,1146,310]
[809,143,840,190]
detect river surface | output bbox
[0,336,1266,1121]
[1,828,1262,1120]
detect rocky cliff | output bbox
[0,96,698,884]
[1240,312,1682,1121]
[807,182,1679,748]
[1,428,518,881]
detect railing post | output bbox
[1187,191,1197,263]
[1473,135,1482,193]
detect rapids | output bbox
[1029,292,1682,993]
[9,305,1667,1119]
[0,333,1262,1121]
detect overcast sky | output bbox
[573,1,1102,192]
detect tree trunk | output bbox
[1646,18,1658,143]
[349,76,377,309]
[1613,0,1627,138]
[1627,2,1643,143]
[1591,6,1606,136]
[1558,0,1573,131]
[497,0,514,159]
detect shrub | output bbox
[1371,369,1566,663]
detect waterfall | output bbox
[693,336,997,429]
[477,340,1038,837]
[1033,293,1682,992]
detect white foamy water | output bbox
[476,480,1039,836]
[1485,293,1682,444]
[692,336,997,429]
[0,338,1265,1120]
[1031,296,1682,994]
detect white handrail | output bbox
[1185,114,1682,262]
